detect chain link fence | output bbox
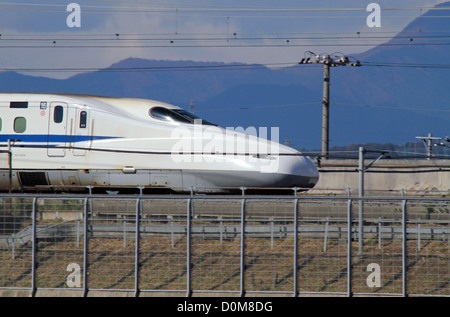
[0,194,449,297]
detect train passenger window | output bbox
[149,107,216,126]
[79,111,87,128]
[54,106,64,124]
[0,118,2,132]
[14,117,27,133]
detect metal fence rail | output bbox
[0,194,449,297]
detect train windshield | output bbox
[150,107,216,126]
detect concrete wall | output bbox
[312,160,450,195]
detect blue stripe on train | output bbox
[0,134,119,143]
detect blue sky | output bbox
[0,0,447,78]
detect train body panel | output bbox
[0,93,319,193]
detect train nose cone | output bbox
[272,155,319,188]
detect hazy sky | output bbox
[0,0,447,78]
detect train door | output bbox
[73,109,90,156]
[47,102,68,157]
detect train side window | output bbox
[0,118,2,132]
[80,111,87,128]
[10,101,28,108]
[54,106,64,124]
[14,117,27,133]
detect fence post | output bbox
[170,216,174,248]
[11,234,15,260]
[293,198,299,297]
[402,199,408,297]
[186,198,192,297]
[323,217,329,252]
[240,198,246,297]
[270,217,274,248]
[77,219,80,248]
[347,199,353,297]
[30,197,37,297]
[123,216,127,248]
[134,198,141,298]
[219,216,223,245]
[378,217,382,249]
[82,198,89,297]
[417,218,421,251]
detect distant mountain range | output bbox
[1,2,449,150]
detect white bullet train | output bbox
[0,93,319,193]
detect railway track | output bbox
[2,217,449,249]
[1,194,449,221]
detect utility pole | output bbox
[189,99,195,114]
[299,52,361,159]
[358,147,389,254]
[322,61,330,159]
[416,133,442,160]
[358,147,365,254]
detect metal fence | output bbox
[0,193,449,297]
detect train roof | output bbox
[0,92,181,119]
[0,92,180,109]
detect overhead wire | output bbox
[0,27,450,49]
[2,34,450,42]
[0,29,449,49]
[0,2,449,44]
[333,102,450,113]
[85,0,449,11]
[0,2,450,14]
[4,28,450,37]
[361,61,450,69]
[194,101,450,114]
[0,61,295,73]
[2,58,450,73]
[1,42,450,49]
[0,4,448,69]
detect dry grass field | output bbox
[1,233,448,296]
[0,197,448,296]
